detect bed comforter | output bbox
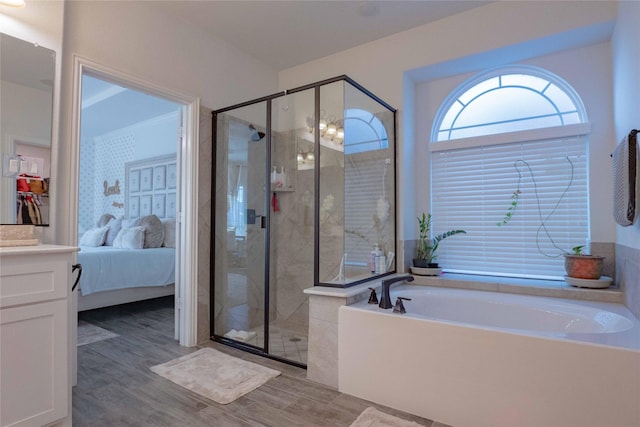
[78,246,175,295]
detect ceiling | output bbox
[81,75,182,140]
[80,1,491,140]
[151,0,490,70]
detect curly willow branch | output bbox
[513,157,574,258]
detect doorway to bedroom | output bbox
[76,72,183,342]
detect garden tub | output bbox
[339,285,640,427]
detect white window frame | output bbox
[432,64,588,143]
[430,65,590,280]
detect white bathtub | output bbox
[339,285,640,427]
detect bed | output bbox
[77,154,178,311]
[77,246,176,311]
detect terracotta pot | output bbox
[564,254,604,279]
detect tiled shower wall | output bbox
[197,106,212,344]
[206,121,314,343]
[270,130,313,336]
[617,243,640,319]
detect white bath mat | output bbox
[77,320,119,346]
[350,407,426,427]
[150,347,280,404]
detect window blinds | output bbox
[430,136,588,280]
[344,154,393,268]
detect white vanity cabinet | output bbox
[0,245,78,427]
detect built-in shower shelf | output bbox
[271,185,294,192]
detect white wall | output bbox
[130,112,180,161]
[279,1,616,107]
[278,1,618,248]
[61,1,278,110]
[0,1,64,51]
[612,0,640,250]
[416,42,615,245]
[58,0,279,243]
[78,111,181,232]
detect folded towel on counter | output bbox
[612,130,638,226]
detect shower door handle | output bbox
[246,209,266,228]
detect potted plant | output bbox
[413,213,466,269]
[563,245,604,280]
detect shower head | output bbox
[249,124,266,142]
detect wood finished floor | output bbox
[75,297,449,427]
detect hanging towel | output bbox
[612,130,638,226]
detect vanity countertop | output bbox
[0,244,79,256]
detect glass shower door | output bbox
[213,103,269,352]
[266,91,314,365]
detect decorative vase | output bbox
[563,254,604,279]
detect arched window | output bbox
[344,108,389,154]
[430,65,590,280]
[433,65,587,141]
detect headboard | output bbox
[124,154,177,219]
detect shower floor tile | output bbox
[251,324,308,365]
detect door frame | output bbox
[68,55,200,347]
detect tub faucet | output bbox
[379,274,414,309]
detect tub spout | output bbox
[379,274,414,309]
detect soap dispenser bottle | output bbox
[371,245,384,273]
[370,245,380,273]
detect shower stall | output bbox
[211,75,396,366]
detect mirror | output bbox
[0,32,55,225]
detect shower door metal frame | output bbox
[212,97,300,367]
[211,75,397,368]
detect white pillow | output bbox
[113,226,145,249]
[79,226,108,247]
[161,218,176,248]
[103,216,123,246]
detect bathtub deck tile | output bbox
[561,286,624,303]
[413,273,625,305]
[497,283,562,298]
[413,275,500,292]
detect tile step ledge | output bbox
[412,272,623,304]
[303,273,410,299]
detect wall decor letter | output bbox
[103,179,121,196]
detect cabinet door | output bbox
[0,255,68,308]
[0,300,68,427]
